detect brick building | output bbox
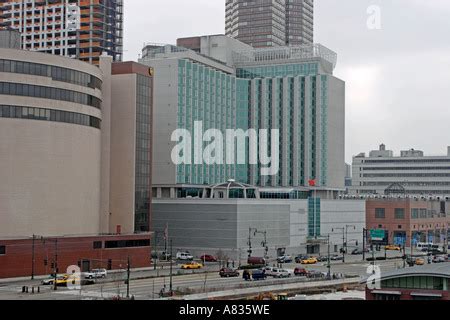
[0,234,151,279]
[366,198,450,248]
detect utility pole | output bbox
[345,225,356,254]
[332,227,346,263]
[327,234,331,280]
[363,228,367,261]
[169,239,173,297]
[31,235,36,280]
[51,238,58,291]
[126,256,130,299]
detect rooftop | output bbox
[362,264,450,284]
[232,43,337,69]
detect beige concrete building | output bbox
[0,47,103,238]
[0,45,153,238]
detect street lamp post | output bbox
[327,234,331,280]
[332,227,346,263]
[345,225,356,254]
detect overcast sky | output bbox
[124,0,450,163]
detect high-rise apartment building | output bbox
[225,0,314,48]
[0,0,123,65]
[140,35,345,196]
[285,0,314,46]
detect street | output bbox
[0,251,415,300]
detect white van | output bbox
[176,252,194,261]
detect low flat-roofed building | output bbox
[364,264,450,300]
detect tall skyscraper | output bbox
[0,0,123,65]
[225,0,314,48]
[140,35,345,194]
[285,0,314,46]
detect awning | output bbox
[410,292,442,298]
[372,290,402,295]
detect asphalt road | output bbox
[0,252,413,300]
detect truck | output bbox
[247,257,266,266]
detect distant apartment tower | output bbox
[285,0,314,46]
[0,0,123,65]
[351,145,450,196]
[225,0,313,48]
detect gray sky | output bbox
[124,0,450,163]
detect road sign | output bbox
[370,229,385,241]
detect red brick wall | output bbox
[366,199,450,245]
[0,234,152,279]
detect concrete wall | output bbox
[140,58,179,186]
[0,48,103,238]
[325,75,346,189]
[109,73,137,234]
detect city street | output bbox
[0,252,413,300]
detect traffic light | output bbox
[50,262,55,269]
[44,259,48,266]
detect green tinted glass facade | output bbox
[236,63,319,79]
[308,197,321,237]
[176,59,329,188]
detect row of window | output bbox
[375,208,447,219]
[381,276,445,291]
[0,82,101,109]
[0,59,102,89]
[0,105,101,129]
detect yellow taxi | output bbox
[181,262,203,270]
[415,258,425,266]
[385,245,401,251]
[301,257,318,265]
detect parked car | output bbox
[219,268,240,278]
[307,271,325,279]
[317,256,328,262]
[294,268,309,276]
[330,255,344,261]
[247,257,266,266]
[295,255,309,263]
[271,268,291,278]
[301,257,318,265]
[42,274,83,287]
[351,249,363,255]
[432,255,446,263]
[385,245,401,251]
[84,269,107,279]
[251,269,267,281]
[200,255,217,263]
[41,274,65,286]
[262,267,275,277]
[277,255,293,263]
[415,258,425,266]
[181,262,203,270]
[176,252,194,261]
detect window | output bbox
[375,208,386,219]
[411,208,419,219]
[0,245,5,255]
[419,209,427,219]
[395,208,405,219]
[104,239,150,249]
[93,241,102,250]
[0,82,101,109]
[0,105,100,129]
